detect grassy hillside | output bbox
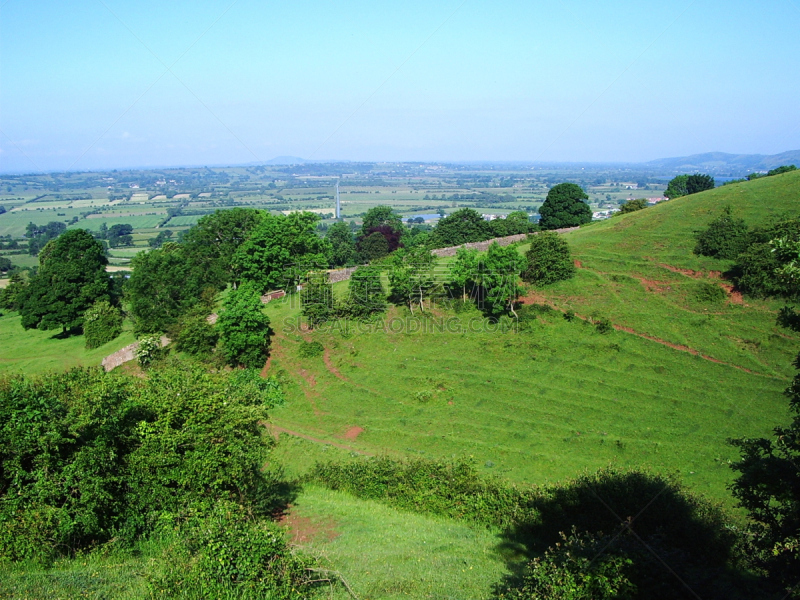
[266,171,800,506]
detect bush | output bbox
[594,317,613,334]
[309,457,535,528]
[694,207,750,260]
[617,199,647,214]
[135,335,164,367]
[83,299,123,349]
[695,281,726,303]
[341,266,386,319]
[523,232,576,286]
[731,242,794,299]
[298,340,324,358]
[173,309,219,356]
[0,366,288,564]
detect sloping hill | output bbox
[645,150,800,174]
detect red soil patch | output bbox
[299,368,316,388]
[720,283,745,305]
[637,277,672,294]
[574,259,583,268]
[279,511,339,545]
[266,423,373,455]
[657,263,705,278]
[343,425,364,440]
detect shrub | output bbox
[0,366,287,564]
[695,281,726,303]
[694,207,750,260]
[594,317,613,334]
[341,266,386,319]
[523,232,576,286]
[309,457,535,528]
[135,335,164,367]
[301,272,335,328]
[173,309,219,356]
[83,299,123,349]
[731,242,794,299]
[298,340,324,358]
[617,199,647,214]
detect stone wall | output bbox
[101,335,170,372]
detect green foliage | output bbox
[538,183,591,230]
[359,230,391,261]
[694,207,751,260]
[388,246,437,312]
[481,242,526,317]
[665,174,715,199]
[309,457,534,528]
[430,208,493,247]
[360,205,403,237]
[451,247,480,301]
[523,232,576,286]
[0,273,27,311]
[664,174,688,199]
[0,366,289,565]
[25,221,66,256]
[20,229,111,333]
[500,530,636,600]
[233,212,330,293]
[83,299,123,349]
[172,309,219,357]
[686,173,715,194]
[150,505,315,599]
[730,352,800,595]
[342,265,386,319]
[301,272,335,328]
[298,340,324,358]
[730,219,800,299]
[594,317,613,334]
[126,244,208,335]
[488,211,537,237]
[218,283,271,369]
[326,221,357,267]
[767,165,797,176]
[695,281,726,304]
[135,335,164,367]
[617,199,647,214]
[0,256,12,273]
[181,208,265,287]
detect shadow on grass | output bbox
[493,469,778,600]
[49,327,82,340]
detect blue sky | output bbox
[1,0,799,171]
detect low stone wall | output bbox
[431,227,579,257]
[101,335,170,372]
[327,266,360,284]
[261,290,286,303]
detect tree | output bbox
[26,221,67,255]
[83,299,123,349]
[489,211,536,237]
[0,273,26,311]
[388,247,436,313]
[301,272,335,328]
[538,183,591,230]
[182,208,265,286]
[694,207,750,260]
[523,231,576,286]
[358,231,391,261]
[767,165,797,176]
[0,257,12,273]
[233,212,330,293]
[107,224,133,247]
[430,208,493,247]
[326,222,357,267]
[664,174,689,199]
[361,206,403,237]
[617,199,647,215]
[126,244,209,335]
[686,173,715,195]
[342,266,386,318]
[480,243,526,317]
[218,282,271,369]
[148,229,173,248]
[451,247,480,301]
[172,307,219,357]
[19,229,110,333]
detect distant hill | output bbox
[263,156,312,165]
[644,150,800,175]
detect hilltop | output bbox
[645,149,800,174]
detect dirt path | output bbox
[323,347,348,381]
[519,293,782,379]
[267,423,373,455]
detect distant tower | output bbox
[335,180,341,219]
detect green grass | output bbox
[0,312,136,375]
[279,481,507,600]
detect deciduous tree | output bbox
[218,282,271,369]
[538,183,591,230]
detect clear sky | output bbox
[1,0,799,171]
